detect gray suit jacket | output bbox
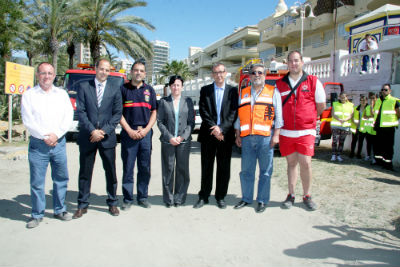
[76,79,122,149]
[157,95,195,143]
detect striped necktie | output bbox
[97,83,104,107]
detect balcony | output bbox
[366,0,390,10]
[336,4,355,22]
[283,19,300,38]
[303,39,333,59]
[224,46,258,61]
[226,27,259,45]
[283,19,312,39]
[312,12,332,31]
[261,25,290,44]
[201,57,212,67]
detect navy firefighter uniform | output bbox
[120,82,157,203]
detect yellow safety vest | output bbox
[373,95,399,127]
[363,104,376,135]
[331,101,354,128]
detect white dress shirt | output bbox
[21,85,73,139]
[214,82,225,126]
[95,78,107,106]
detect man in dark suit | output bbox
[194,62,238,209]
[73,59,122,218]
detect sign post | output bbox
[4,62,34,143]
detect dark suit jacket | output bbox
[197,83,238,144]
[157,95,195,143]
[76,79,122,149]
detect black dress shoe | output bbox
[138,200,151,208]
[256,202,266,213]
[234,200,249,209]
[193,199,208,209]
[165,203,172,208]
[216,199,227,209]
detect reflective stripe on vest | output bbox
[238,85,275,137]
[364,105,376,135]
[374,95,399,127]
[331,101,354,128]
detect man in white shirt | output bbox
[21,62,73,228]
[360,33,379,74]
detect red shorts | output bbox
[279,135,315,157]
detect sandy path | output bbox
[0,130,399,267]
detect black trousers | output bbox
[77,144,118,209]
[374,126,395,163]
[199,138,233,201]
[350,130,367,157]
[365,133,375,158]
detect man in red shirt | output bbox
[275,51,326,211]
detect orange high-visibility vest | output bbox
[238,85,275,137]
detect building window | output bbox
[259,48,276,62]
[231,40,243,49]
[337,23,349,39]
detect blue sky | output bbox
[119,0,299,61]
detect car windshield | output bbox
[64,73,125,98]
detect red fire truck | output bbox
[63,63,127,140]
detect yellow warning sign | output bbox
[4,62,34,95]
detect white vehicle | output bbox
[194,105,202,132]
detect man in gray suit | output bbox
[73,59,123,218]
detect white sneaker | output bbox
[337,155,343,162]
[371,158,377,164]
[360,70,366,75]
[364,156,370,161]
[331,155,336,161]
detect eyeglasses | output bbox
[251,71,264,76]
[213,71,226,75]
[381,88,389,92]
[38,72,54,76]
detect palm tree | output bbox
[158,60,193,84]
[78,0,155,64]
[26,0,73,74]
[0,0,23,80]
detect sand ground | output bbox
[0,129,399,267]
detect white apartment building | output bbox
[146,40,170,84]
[258,0,399,65]
[188,26,260,81]
[74,43,107,65]
[116,58,133,73]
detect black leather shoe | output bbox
[193,199,208,209]
[256,202,266,213]
[138,200,151,208]
[234,200,249,209]
[216,199,227,209]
